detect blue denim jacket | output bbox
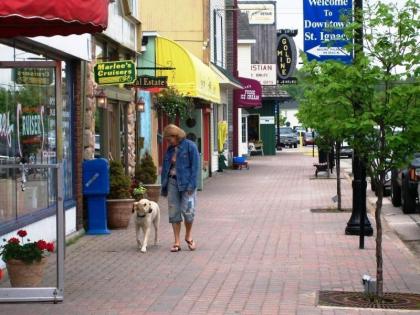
[161,138,200,195]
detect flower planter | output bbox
[6,258,47,287]
[107,198,135,229]
[143,184,161,203]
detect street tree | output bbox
[297,59,355,210]
[299,0,419,300]
[347,0,419,299]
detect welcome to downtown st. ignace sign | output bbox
[303,0,353,63]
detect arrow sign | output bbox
[306,45,350,58]
[303,0,353,63]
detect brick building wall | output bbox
[74,62,84,230]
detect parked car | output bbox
[340,141,353,158]
[391,153,420,214]
[303,131,316,146]
[370,171,391,197]
[278,127,298,148]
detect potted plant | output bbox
[135,152,160,202]
[154,87,193,122]
[0,230,54,287]
[107,160,134,229]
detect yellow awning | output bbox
[155,36,221,103]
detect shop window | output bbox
[0,45,74,230]
[241,117,247,143]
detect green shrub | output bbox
[135,152,157,184]
[109,160,131,199]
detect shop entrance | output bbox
[95,101,129,173]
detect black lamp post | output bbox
[345,0,373,247]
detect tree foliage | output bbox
[298,0,420,299]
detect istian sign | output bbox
[276,32,298,85]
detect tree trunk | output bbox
[336,142,342,210]
[375,173,385,299]
[326,148,331,178]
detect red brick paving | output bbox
[1,151,420,314]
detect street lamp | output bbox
[95,88,107,109]
[135,97,145,112]
[345,0,373,248]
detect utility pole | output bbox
[345,0,373,246]
[232,0,239,157]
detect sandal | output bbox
[170,244,181,252]
[185,239,196,251]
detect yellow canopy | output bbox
[218,120,228,152]
[155,37,221,103]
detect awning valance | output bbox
[155,37,221,103]
[0,0,109,38]
[234,77,262,109]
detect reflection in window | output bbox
[0,47,74,227]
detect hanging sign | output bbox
[303,0,352,63]
[94,60,136,85]
[238,3,275,25]
[13,68,54,85]
[276,32,297,85]
[133,75,167,88]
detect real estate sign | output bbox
[303,0,353,63]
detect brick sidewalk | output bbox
[2,151,420,315]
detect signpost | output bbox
[303,0,352,63]
[94,60,136,85]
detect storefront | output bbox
[0,41,82,257]
[233,77,262,157]
[138,35,222,186]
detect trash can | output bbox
[83,158,110,235]
[318,149,328,164]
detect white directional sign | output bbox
[303,0,353,63]
[306,45,350,58]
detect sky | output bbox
[276,0,409,57]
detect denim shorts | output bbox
[167,178,196,223]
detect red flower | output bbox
[8,237,20,244]
[46,242,54,253]
[36,240,47,251]
[17,230,27,238]
[0,268,3,280]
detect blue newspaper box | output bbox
[83,159,110,235]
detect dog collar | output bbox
[137,209,153,218]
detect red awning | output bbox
[0,0,109,38]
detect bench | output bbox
[313,162,329,177]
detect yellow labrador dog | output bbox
[133,199,160,253]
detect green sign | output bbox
[94,60,136,85]
[13,68,54,85]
